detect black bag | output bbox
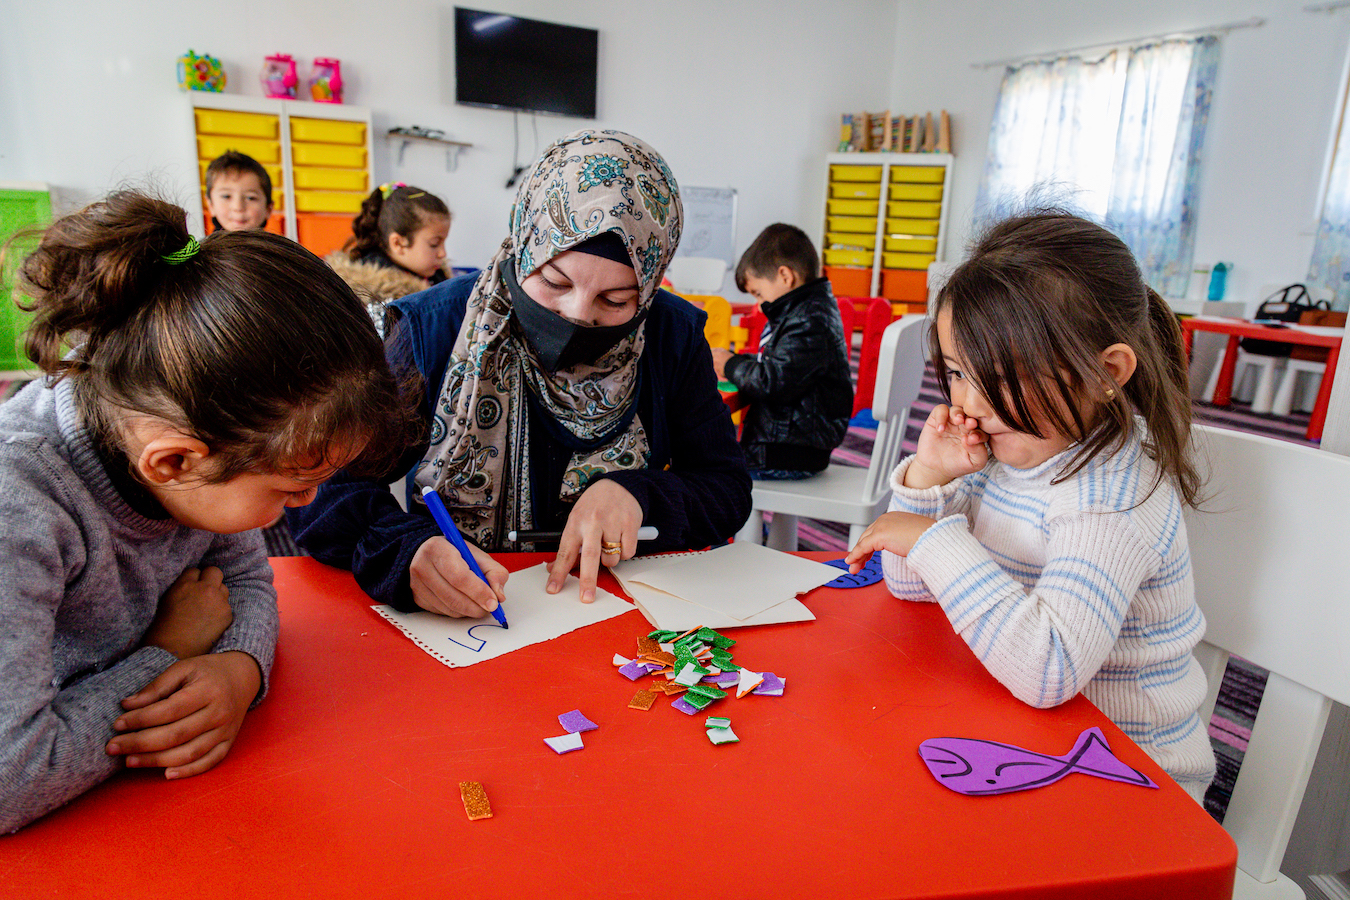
[1240,284,1329,357]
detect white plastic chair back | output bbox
[1186,425,1350,898]
[666,256,727,294]
[861,314,928,502]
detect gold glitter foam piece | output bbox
[628,689,658,710]
[459,781,493,821]
[636,635,661,655]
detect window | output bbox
[978,37,1220,298]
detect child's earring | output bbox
[1105,387,1117,400]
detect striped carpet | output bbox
[0,367,1297,821]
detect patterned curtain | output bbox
[977,37,1221,298]
[1107,38,1220,299]
[1308,91,1350,311]
[977,53,1124,222]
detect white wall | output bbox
[888,0,1350,312]
[0,0,898,289]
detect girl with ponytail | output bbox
[845,210,1215,802]
[0,190,415,832]
[329,183,451,328]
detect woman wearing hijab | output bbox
[289,130,751,615]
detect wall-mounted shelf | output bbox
[386,128,472,171]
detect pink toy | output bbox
[260,53,298,99]
[309,57,344,104]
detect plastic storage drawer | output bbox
[827,215,878,234]
[826,231,877,250]
[291,142,367,168]
[884,236,937,253]
[883,251,936,270]
[194,110,278,139]
[885,218,940,236]
[199,159,283,188]
[290,118,367,145]
[827,198,880,216]
[294,189,366,213]
[890,166,946,183]
[829,182,881,199]
[824,248,876,267]
[197,135,280,163]
[887,200,942,218]
[882,269,928,301]
[293,167,369,191]
[889,183,943,201]
[830,164,883,182]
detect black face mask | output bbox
[504,259,648,372]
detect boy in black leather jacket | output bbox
[712,224,853,479]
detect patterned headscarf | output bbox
[415,130,683,548]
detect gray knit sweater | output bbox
[0,378,278,833]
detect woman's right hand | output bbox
[409,537,509,617]
[142,566,233,660]
[905,404,989,489]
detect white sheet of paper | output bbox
[628,541,839,621]
[624,580,815,631]
[611,550,816,630]
[370,563,632,668]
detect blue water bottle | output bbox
[1207,262,1229,301]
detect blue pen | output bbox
[420,486,508,629]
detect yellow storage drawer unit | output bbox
[820,153,951,300]
[290,117,367,145]
[890,165,946,183]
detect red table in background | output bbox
[1181,315,1344,440]
[0,554,1236,900]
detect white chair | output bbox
[736,314,928,551]
[665,256,727,294]
[1271,358,1328,417]
[1185,425,1350,899]
[1207,286,1334,414]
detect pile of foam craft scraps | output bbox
[614,626,786,730]
[544,708,599,754]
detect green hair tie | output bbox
[161,236,200,266]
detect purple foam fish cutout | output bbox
[918,727,1158,796]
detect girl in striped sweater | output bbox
[845,211,1214,801]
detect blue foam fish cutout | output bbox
[822,551,883,588]
[918,727,1158,795]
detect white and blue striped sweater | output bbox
[882,432,1215,800]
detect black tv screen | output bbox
[454,7,598,118]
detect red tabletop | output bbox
[1181,315,1343,440]
[0,554,1235,900]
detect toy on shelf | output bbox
[309,57,343,103]
[260,53,298,99]
[177,49,226,92]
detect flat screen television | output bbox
[454,7,598,119]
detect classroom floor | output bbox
[0,364,1305,824]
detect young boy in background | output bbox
[712,223,853,479]
[204,150,273,232]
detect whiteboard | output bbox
[677,186,737,265]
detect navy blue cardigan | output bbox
[288,273,751,611]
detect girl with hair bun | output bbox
[329,183,452,329]
[0,190,416,832]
